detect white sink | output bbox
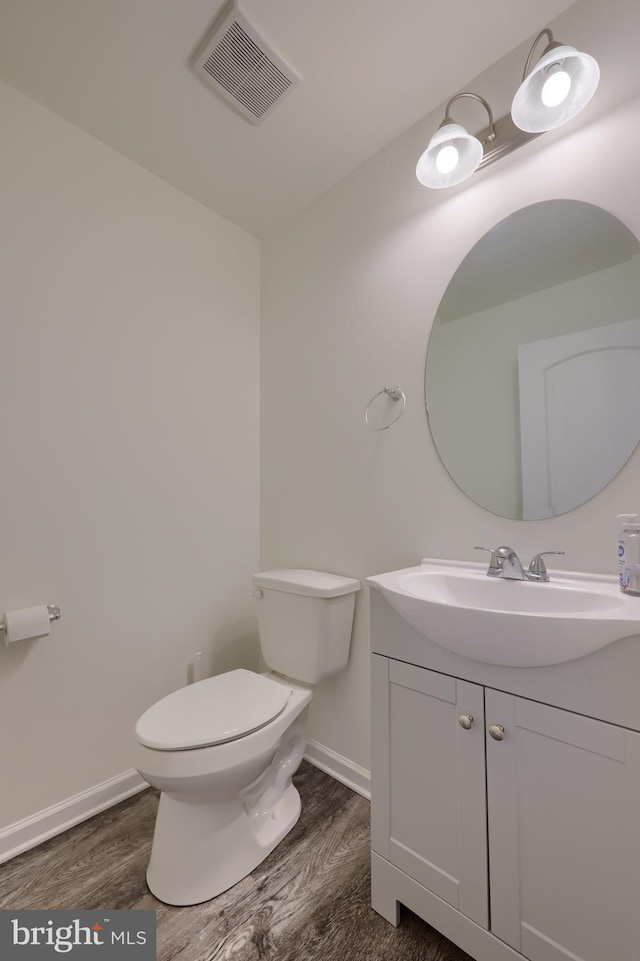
[367,559,640,667]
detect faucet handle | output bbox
[527,551,565,582]
[474,546,502,576]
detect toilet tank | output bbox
[252,569,361,684]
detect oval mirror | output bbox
[425,200,640,519]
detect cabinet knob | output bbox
[458,714,474,730]
[489,724,505,741]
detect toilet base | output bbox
[146,783,302,906]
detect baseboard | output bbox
[304,738,371,800]
[0,746,368,866]
[0,769,147,865]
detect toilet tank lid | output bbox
[253,569,361,597]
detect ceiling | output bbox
[0,0,578,237]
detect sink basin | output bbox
[367,559,640,667]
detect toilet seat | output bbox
[135,669,291,751]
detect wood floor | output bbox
[0,762,471,961]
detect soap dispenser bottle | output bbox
[618,514,640,596]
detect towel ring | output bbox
[364,387,406,430]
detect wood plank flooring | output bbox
[0,762,471,961]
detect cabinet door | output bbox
[486,690,640,961]
[371,655,488,927]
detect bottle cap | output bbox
[619,513,640,531]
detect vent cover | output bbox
[193,1,301,124]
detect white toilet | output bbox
[134,569,360,906]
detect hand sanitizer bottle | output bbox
[618,514,640,596]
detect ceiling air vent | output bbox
[193,1,301,125]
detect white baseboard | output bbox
[0,769,147,865]
[0,745,368,866]
[304,738,371,800]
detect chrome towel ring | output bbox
[364,387,406,430]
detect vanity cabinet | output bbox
[371,657,489,927]
[371,653,640,961]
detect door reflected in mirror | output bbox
[425,200,640,519]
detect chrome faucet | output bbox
[474,546,564,581]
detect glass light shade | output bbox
[511,44,599,133]
[416,122,484,188]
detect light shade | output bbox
[511,44,599,133]
[415,121,484,189]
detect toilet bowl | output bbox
[134,569,360,906]
[135,670,312,905]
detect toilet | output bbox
[134,569,360,906]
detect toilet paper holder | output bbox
[0,604,61,633]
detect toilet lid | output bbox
[135,670,291,751]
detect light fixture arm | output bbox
[442,92,496,142]
[521,28,564,80]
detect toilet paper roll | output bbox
[3,606,51,646]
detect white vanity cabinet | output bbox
[486,688,640,960]
[371,657,489,928]
[371,651,640,961]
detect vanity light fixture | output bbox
[416,27,599,189]
[511,29,600,132]
[416,93,494,189]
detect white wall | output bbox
[261,0,640,773]
[0,81,260,830]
